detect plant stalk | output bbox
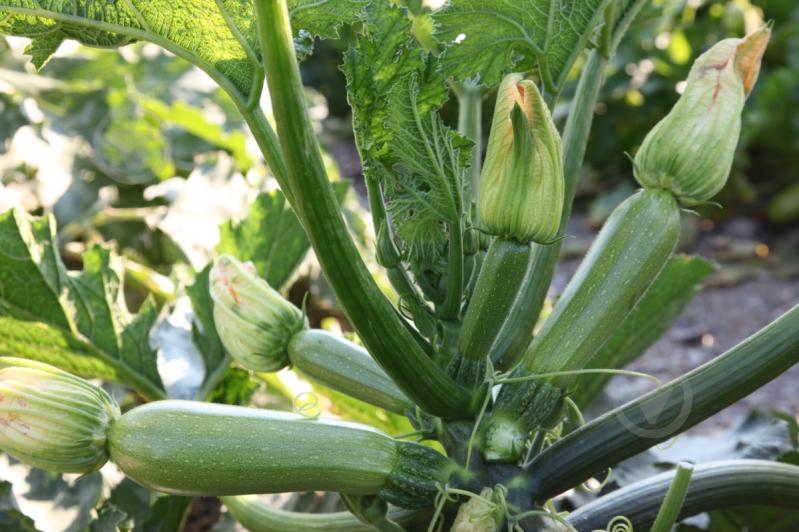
[650,462,694,532]
[456,82,484,201]
[567,460,799,531]
[250,0,472,417]
[222,495,430,532]
[524,303,799,501]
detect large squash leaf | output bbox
[0,0,367,104]
[0,208,165,399]
[435,0,612,90]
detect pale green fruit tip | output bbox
[0,357,120,474]
[209,254,307,372]
[634,26,770,206]
[478,73,564,244]
[481,416,526,463]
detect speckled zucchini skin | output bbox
[108,400,449,508]
[485,189,681,461]
[521,188,681,377]
[459,238,533,362]
[288,329,413,414]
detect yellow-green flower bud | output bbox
[0,357,119,473]
[634,27,770,206]
[478,74,564,243]
[209,255,307,372]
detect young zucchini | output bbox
[458,238,533,365]
[108,401,451,508]
[288,329,413,414]
[211,256,412,414]
[484,188,681,461]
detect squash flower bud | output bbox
[634,26,770,206]
[0,357,120,473]
[478,74,564,243]
[210,255,307,372]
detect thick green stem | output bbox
[457,83,484,201]
[650,462,693,532]
[566,460,799,531]
[235,105,294,205]
[524,303,799,501]
[251,0,472,417]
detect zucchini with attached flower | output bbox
[454,73,564,388]
[481,27,771,462]
[210,255,412,413]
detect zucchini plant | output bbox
[0,0,797,530]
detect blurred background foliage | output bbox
[578,0,799,226]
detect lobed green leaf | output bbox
[434,0,612,91]
[0,208,165,399]
[0,0,368,105]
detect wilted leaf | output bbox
[343,4,469,285]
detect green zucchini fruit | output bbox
[288,329,412,414]
[222,495,430,532]
[458,238,533,363]
[484,188,681,461]
[108,400,450,508]
[486,243,555,372]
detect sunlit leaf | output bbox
[0,208,165,399]
[435,0,612,90]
